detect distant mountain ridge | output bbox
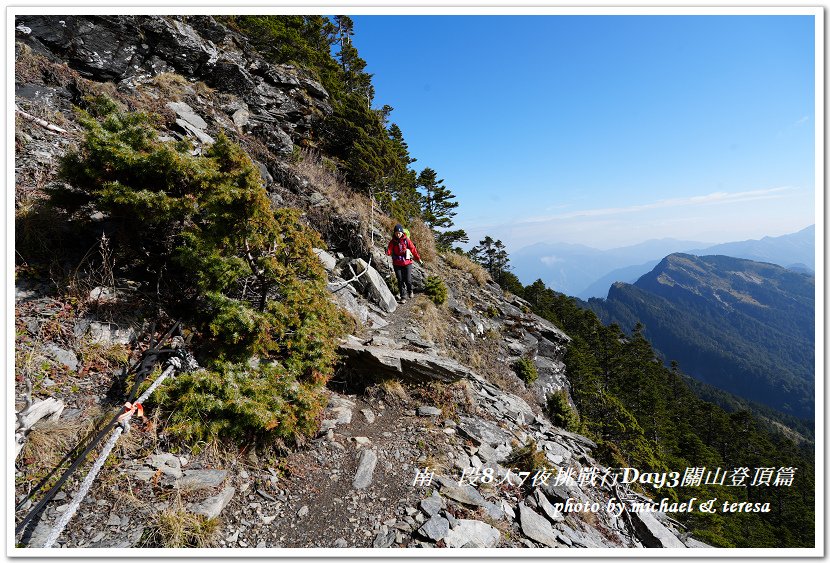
[587,253,815,419]
[511,238,707,297]
[509,225,815,299]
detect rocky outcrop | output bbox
[338,336,473,383]
[16,15,331,154]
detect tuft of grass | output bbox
[150,72,189,100]
[380,378,408,402]
[408,296,447,346]
[443,252,490,286]
[143,496,221,548]
[505,439,552,478]
[20,419,83,476]
[79,338,130,374]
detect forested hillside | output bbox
[587,254,815,419]
[495,274,815,548]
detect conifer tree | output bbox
[470,236,511,284]
[417,167,468,251]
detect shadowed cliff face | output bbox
[16,15,331,156]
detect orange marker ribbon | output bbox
[117,402,145,423]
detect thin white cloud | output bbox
[795,115,810,126]
[540,256,562,265]
[520,186,797,224]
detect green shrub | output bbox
[386,273,399,296]
[154,361,329,445]
[505,439,551,491]
[546,390,580,432]
[55,96,346,446]
[423,275,447,305]
[512,356,538,384]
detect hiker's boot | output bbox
[398,295,406,304]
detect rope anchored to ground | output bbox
[40,349,195,548]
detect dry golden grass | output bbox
[443,252,490,286]
[380,379,408,401]
[21,419,84,474]
[150,72,189,100]
[79,339,130,373]
[143,494,221,548]
[291,149,373,220]
[408,218,437,262]
[421,453,451,476]
[408,295,447,345]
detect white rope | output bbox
[41,363,177,548]
[42,425,123,548]
[329,185,378,291]
[15,106,69,134]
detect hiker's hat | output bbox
[394,224,404,233]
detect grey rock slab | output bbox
[338,337,474,384]
[232,108,250,128]
[86,321,137,345]
[535,488,564,523]
[333,538,348,548]
[147,453,183,479]
[436,475,487,508]
[420,492,443,516]
[348,258,397,313]
[418,515,450,541]
[326,396,355,425]
[685,537,715,548]
[167,101,208,129]
[373,529,396,548]
[361,409,376,423]
[44,343,78,371]
[417,406,442,417]
[482,501,505,520]
[518,503,559,547]
[630,511,686,548]
[313,248,337,271]
[352,449,378,489]
[444,519,500,548]
[297,505,309,518]
[176,118,215,144]
[190,486,235,519]
[173,469,228,491]
[366,335,402,349]
[456,416,513,447]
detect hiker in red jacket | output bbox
[386,224,422,303]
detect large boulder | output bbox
[345,258,397,313]
[630,511,687,548]
[338,336,475,383]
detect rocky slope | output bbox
[14,15,706,550]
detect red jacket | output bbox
[386,235,421,267]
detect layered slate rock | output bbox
[352,449,378,490]
[630,512,687,548]
[346,258,398,313]
[444,519,501,548]
[338,336,474,383]
[518,503,560,547]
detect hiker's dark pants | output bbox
[394,264,413,297]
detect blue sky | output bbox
[352,15,816,251]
